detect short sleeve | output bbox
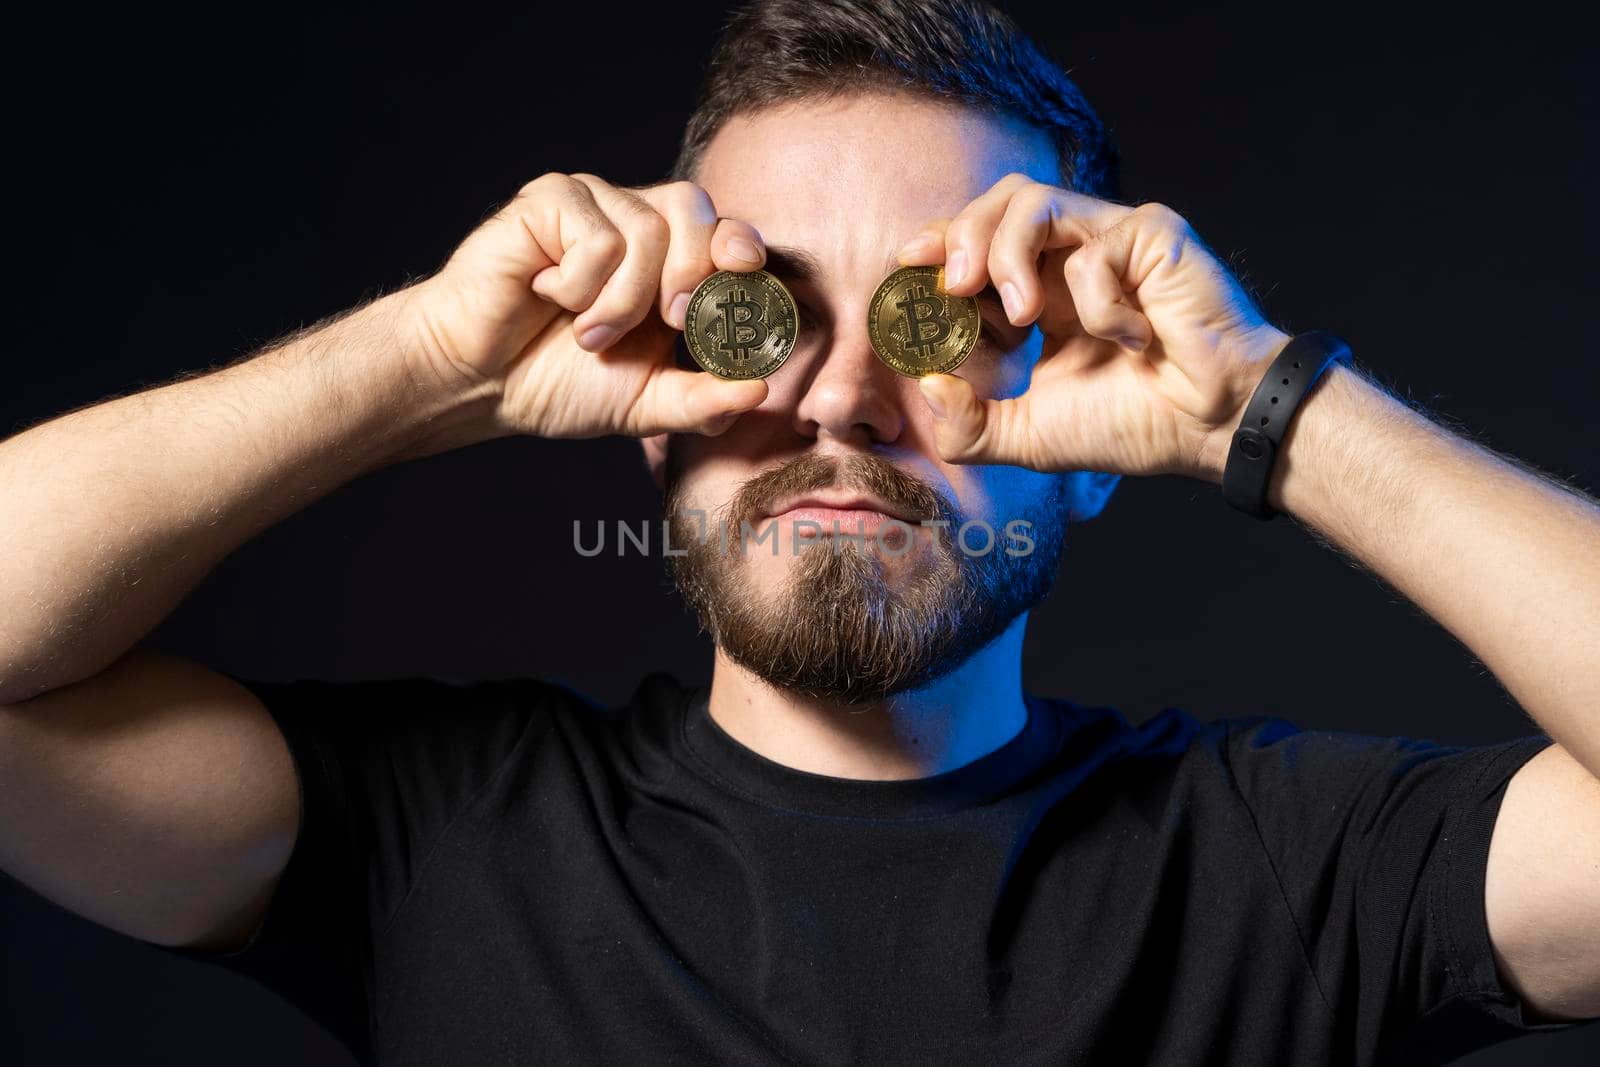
[1219,717,1594,1063]
[152,672,568,1064]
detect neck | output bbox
[705,614,1031,781]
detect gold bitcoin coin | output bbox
[683,270,799,380]
[867,265,981,377]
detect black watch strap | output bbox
[1221,330,1353,520]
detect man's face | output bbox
[647,91,1102,703]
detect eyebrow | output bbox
[762,245,824,285]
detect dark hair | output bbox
[670,0,1120,198]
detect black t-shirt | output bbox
[159,670,1592,1065]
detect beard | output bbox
[663,449,1069,705]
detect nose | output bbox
[790,317,907,447]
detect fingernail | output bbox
[1000,281,1024,324]
[727,237,762,264]
[1119,334,1147,352]
[668,292,690,329]
[923,385,948,420]
[945,250,968,289]
[578,324,620,351]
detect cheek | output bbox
[664,435,743,514]
[997,472,1066,535]
[946,465,1060,531]
[987,330,1045,400]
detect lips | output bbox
[761,493,921,525]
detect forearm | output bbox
[1259,360,1600,772]
[0,288,501,704]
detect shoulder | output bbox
[228,668,601,751]
[227,665,702,761]
[1194,712,1553,809]
[217,668,697,812]
[1041,698,1551,826]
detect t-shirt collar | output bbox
[676,684,1065,819]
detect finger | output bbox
[993,183,1138,328]
[709,218,766,273]
[918,373,1033,468]
[895,217,952,266]
[987,185,1066,328]
[1033,246,1082,339]
[1061,218,1154,351]
[522,176,627,315]
[628,367,769,437]
[939,173,1032,296]
[940,172,1132,298]
[567,174,672,351]
[638,180,719,329]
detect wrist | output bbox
[1194,326,1293,485]
[1263,357,1385,518]
[318,286,507,468]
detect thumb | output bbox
[918,374,1027,466]
[630,368,768,437]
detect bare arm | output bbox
[0,173,769,951]
[1249,359,1600,1020]
[887,177,1600,1024]
[0,291,499,706]
[0,649,301,949]
[0,291,499,948]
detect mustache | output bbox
[724,452,957,531]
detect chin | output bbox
[747,533,933,589]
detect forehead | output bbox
[694,91,1059,257]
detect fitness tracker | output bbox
[1221,330,1353,520]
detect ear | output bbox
[641,432,671,494]
[1066,470,1121,523]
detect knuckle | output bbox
[609,188,655,220]
[666,179,711,211]
[598,287,655,327]
[945,212,982,244]
[1136,201,1187,232]
[1015,182,1053,209]
[1006,185,1057,230]
[1061,247,1093,280]
[588,225,626,264]
[522,171,572,198]
[1134,202,1196,264]
[634,205,671,246]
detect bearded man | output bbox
[2,2,1597,1064]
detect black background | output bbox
[3,4,1596,1064]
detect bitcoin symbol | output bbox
[684,271,797,380]
[868,266,980,377]
[895,284,951,358]
[716,288,768,363]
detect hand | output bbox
[404,173,771,439]
[897,173,1292,483]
